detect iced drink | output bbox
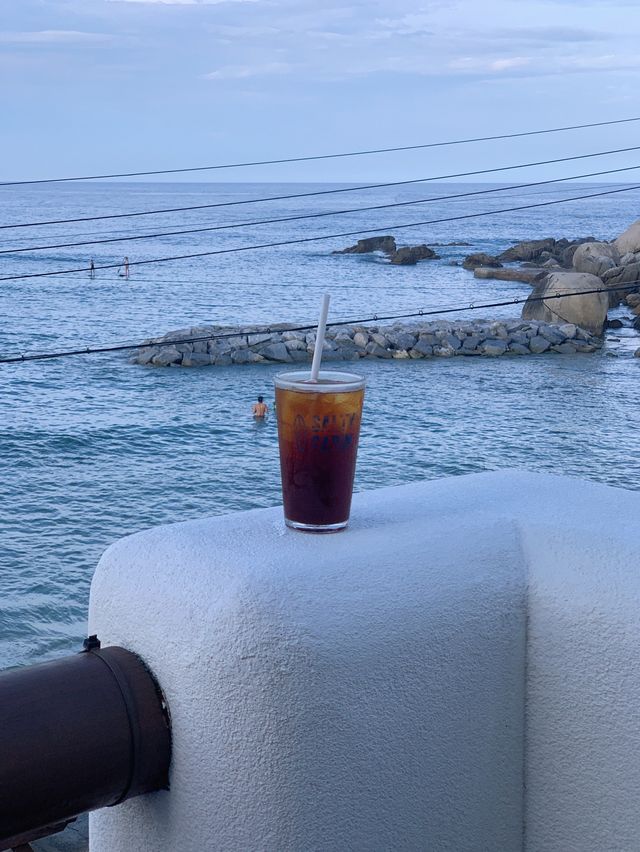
[274,370,366,531]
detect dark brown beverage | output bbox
[274,370,366,531]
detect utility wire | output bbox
[2,143,640,231]
[0,181,619,249]
[2,116,639,187]
[2,163,639,256]
[1,182,639,283]
[1,280,637,365]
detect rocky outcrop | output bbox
[498,237,594,267]
[462,252,502,270]
[134,320,601,367]
[572,241,619,278]
[614,220,640,255]
[601,260,640,306]
[522,272,609,335]
[333,236,396,254]
[388,245,439,265]
[473,267,546,284]
[498,238,557,262]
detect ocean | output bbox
[1,179,639,670]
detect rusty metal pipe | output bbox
[0,639,171,850]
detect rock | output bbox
[282,330,306,342]
[529,336,551,354]
[334,236,397,255]
[365,342,393,358]
[387,331,417,350]
[461,335,481,351]
[601,261,640,305]
[214,353,232,366]
[246,332,272,346]
[136,347,156,365]
[614,220,640,255]
[388,245,438,265]
[259,342,292,362]
[474,267,547,284]
[626,293,640,309]
[284,338,307,351]
[542,258,561,269]
[538,325,565,345]
[462,252,502,270]
[522,272,609,336]
[498,238,556,262]
[509,343,530,355]
[288,349,310,363]
[443,334,462,351]
[572,241,619,277]
[605,319,624,329]
[634,348,640,357]
[481,339,508,356]
[392,349,410,359]
[558,323,577,338]
[182,352,214,367]
[411,340,433,356]
[152,347,181,366]
[552,342,577,354]
[232,349,256,364]
[371,332,388,347]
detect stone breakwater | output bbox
[134,319,601,367]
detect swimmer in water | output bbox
[252,395,268,418]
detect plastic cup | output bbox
[274,370,366,532]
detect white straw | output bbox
[310,293,330,382]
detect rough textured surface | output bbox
[89,471,640,852]
[613,219,640,255]
[522,272,609,335]
[133,319,601,367]
[571,241,619,277]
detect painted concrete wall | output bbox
[88,471,640,852]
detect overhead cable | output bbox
[2,143,640,230]
[1,116,639,187]
[1,182,639,283]
[1,164,639,256]
[1,280,638,365]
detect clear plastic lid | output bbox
[274,369,366,393]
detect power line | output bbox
[2,163,639,257]
[1,182,639,283]
[2,116,640,187]
[3,143,640,231]
[0,181,617,249]
[1,280,637,365]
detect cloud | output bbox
[104,0,258,4]
[0,30,112,45]
[490,25,611,43]
[203,61,293,80]
[448,55,531,73]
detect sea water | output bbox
[1,180,639,669]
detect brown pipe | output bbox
[0,639,171,850]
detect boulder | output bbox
[333,236,396,255]
[522,272,608,336]
[572,241,619,278]
[474,267,546,284]
[259,342,292,362]
[529,335,551,354]
[388,245,438,265]
[601,261,640,306]
[498,238,556,262]
[462,252,502,270]
[614,220,640,255]
[151,347,181,366]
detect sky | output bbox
[2,0,640,182]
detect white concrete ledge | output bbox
[88,471,640,852]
